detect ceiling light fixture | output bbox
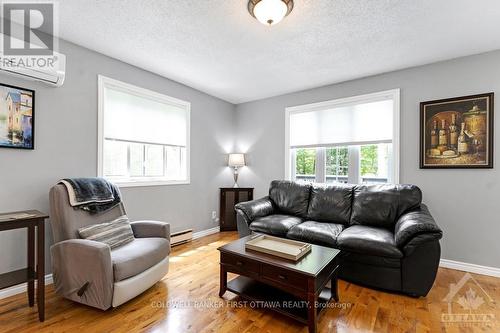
[248,0,294,26]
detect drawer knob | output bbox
[236,261,243,266]
[278,274,287,280]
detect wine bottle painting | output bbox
[420,93,493,168]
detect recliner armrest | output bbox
[51,239,114,310]
[394,204,442,248]
[130,220,170,241]
[235,196,274,222]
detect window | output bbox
[360,143,391,184]
[98,76,190,186]
[293,148,316,182]
[286,90,399,184]
[326,146,348,183]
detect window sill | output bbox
[109,180,191,188]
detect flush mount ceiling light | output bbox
[248,0,294,26]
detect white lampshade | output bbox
[228,153,246,167]
[253,0,288,25]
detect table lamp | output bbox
[228,153,245,187]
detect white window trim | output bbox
[97,75,191,187]
[284,89,400,183]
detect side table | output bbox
[0,210,48,321]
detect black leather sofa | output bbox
[235,180,443,297]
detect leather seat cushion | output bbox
[269,180,311,218]
[250,214,303,237]
[287,221,344,247]
[111,237,170,282]
[307,183,354,224]
[350,184,422,229]
[337,225,403,258]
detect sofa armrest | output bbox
[51,239,113,310]
[236,210,252,237]
[394,204,443,249]
[235,196,275,222]
[130,220,170,241]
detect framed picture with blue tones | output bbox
[0,83,35,150]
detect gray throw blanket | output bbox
[59,178,122,214]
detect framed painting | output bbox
[420,93,493,169]
[0,83,35,150]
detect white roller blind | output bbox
[289,100,393,148]
[104,87,188,146]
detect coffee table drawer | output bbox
[261,264,307,291]
[221,253,260,275]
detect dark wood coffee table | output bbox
[218,235,341,333]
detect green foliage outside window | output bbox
[326,147,348,176]
[295,145,382,178]
[295,149,316,175]
[360,145,378,176]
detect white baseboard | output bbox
[440,259,500,278]
[192,226,220,240]
[0,274,53,300]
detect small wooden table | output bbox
[0,210,48,322]
[218,235,341,333]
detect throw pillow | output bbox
[78,215,134,249]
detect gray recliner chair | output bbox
[49,184,170,310]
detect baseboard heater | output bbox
[171,229,193,246]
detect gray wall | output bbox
[235,50,500,269]
[1,38,499,276]
[0,39,236,274]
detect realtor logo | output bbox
[2,1,54,55]
[441,273,495,328]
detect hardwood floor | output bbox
[0,232,498,332]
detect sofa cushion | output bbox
[350,184,422,229]
[269,180,311,218]
[111,237,170,282]
[337,225,403,258]
[287,221,345,247]
[249,214,303,237]
[307,183,354,224]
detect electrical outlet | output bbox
[211,211,217,220]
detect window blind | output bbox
[103,87,188,146]
[289,100,393,148]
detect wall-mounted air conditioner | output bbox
[0,33,66,87]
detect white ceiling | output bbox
[57,0,500,104]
